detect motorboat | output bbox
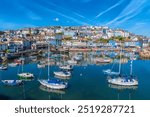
[2,80,23,86]
[0,66,7,70]
[103,69,119,75]
[37,63,46,68]
[54,71,71,78]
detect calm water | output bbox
[0,58,150,100]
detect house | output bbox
[124,41,142,48]
[0,42,8,51]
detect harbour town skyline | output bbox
[0,0,150,36]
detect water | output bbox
[0,57,150,100]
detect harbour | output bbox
[0,51,150,100]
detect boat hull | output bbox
[54,72,71,78]
[39,80,67,90]
[108,78,138,86]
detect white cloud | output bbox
[106,0,146,25]
[95,0,124,18]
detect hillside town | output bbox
[0,26,150,59]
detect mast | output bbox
[21,53,23,73]
[130,60,133,76]
[48,38,50,80]
[118,42,122,74]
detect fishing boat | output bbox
[59,65,73,70]
[1,80,23,86]
[54,71,71,78]
[38,41,68,90]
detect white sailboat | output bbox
[38,40,68,90]
[17,54,34,80]
[107,46,138,86]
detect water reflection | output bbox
[108,84,138,90]
[39,85,65,95]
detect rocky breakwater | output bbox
[140,48,150,59]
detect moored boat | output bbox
[39,79,68,90]
[18,73,34,80]
[54,71,71,78]
[2,80,23,86]
[107,75,138,86]
[103,69,119,75]
[8,63,18,67]
[37,63,46,68]
[38,41,68,90]
[0,66,7,70]
[59,65,73,70]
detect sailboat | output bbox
[17,54,34,80]
[107,48,138,86]
[38,40,68,90]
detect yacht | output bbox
[38,41,68,90]
[107,75,138,86]
[39,79,67,89]
[107,47,138,86]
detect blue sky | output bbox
[0,0,150,36]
